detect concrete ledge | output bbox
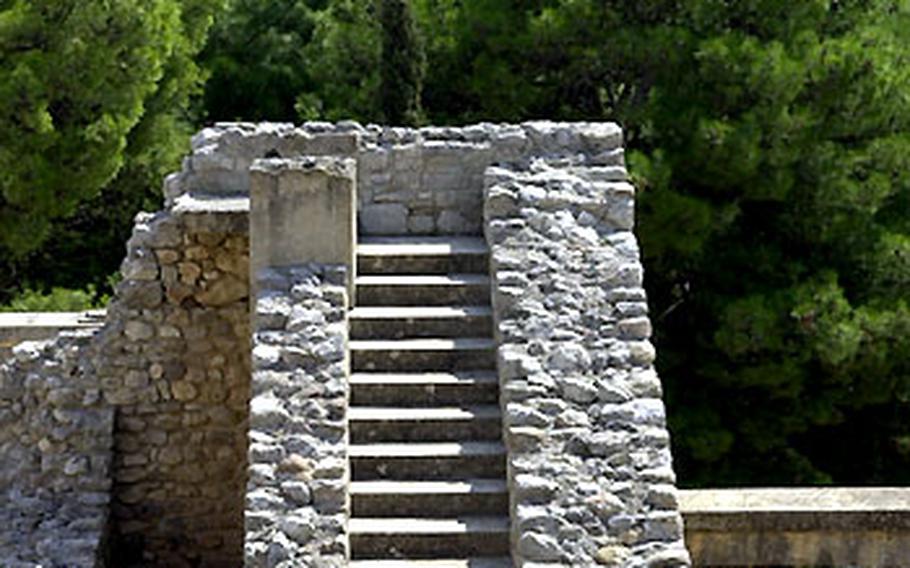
[0,311,105,358]
[681,488,910,566]
[171,192,250,214]
[0,310,104,328]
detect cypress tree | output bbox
[378,0,425,126]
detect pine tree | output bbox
[200,0,381,123]
[412,0,910,485]
[0,0,221,259]
[563,0,910,485]
[0,0,222,305]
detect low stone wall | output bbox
[180,121,627,236]
[247,265,349,567]
[681,487,910,566]
[0,311,104,361]
[0,329,113,567]
[244,156,354,567]
[485,154,690,566]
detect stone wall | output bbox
[485,156,690,566]
[245,156,355,568]
[0,121,690,567]
[681,487,910,566]
[247,265,349,567]
[94,207,251,567]
[178,121,625,236]
[0,329,113,567]
[0,311,104,361]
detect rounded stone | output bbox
[171,381,198,402]
[124,321,154,342]
[280,512,315,544]
[595,545,630,566]
[518,532,562,561]
[281,481,312,505]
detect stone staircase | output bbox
[348,236,511,567]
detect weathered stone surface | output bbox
[360,203,408,234]
[96,206,252,567]
[0,121,692,568]
[0,330,112,567]
[249,157,357,302]
[682,487,910,567]
[486,156,690,565]
[246,265,349,566]
[195,274,249,306]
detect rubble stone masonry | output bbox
[0,122,690,567]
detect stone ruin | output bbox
[0,122,690,567]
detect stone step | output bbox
[349,517,510,559]
[355,274,491,306]
[349,406,502,442]
[349,559,512,568]
[350,372,499,406]
[358,236,488,275]
[350,442,506,480]
[350,233,506,560]
[350,339,496,372]
[351,480,508,517]
[349,306,493,339]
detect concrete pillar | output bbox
[249,157,357,299]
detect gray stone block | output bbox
[360,203,408,234]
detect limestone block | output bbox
[436,210,471,233]
[250,157,356,283]
[124,321,154,342]
[360,203,408,234]
[195,274,248,307]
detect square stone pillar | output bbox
[249,156,357,298]
[246,156,355,566]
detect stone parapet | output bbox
[173,121,623,236]
[681,487,910,566]
[484,156,690,566]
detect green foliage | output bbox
[201,0,322,121]
[200,0,380,123]
[0,0,214,256]
[0,0,221,302]
[378,0,425,125]
[0,285,108,313]
[302,0,381,122]
[410,0,910,485]
[588,0,910,486]
[415,0,545,122]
